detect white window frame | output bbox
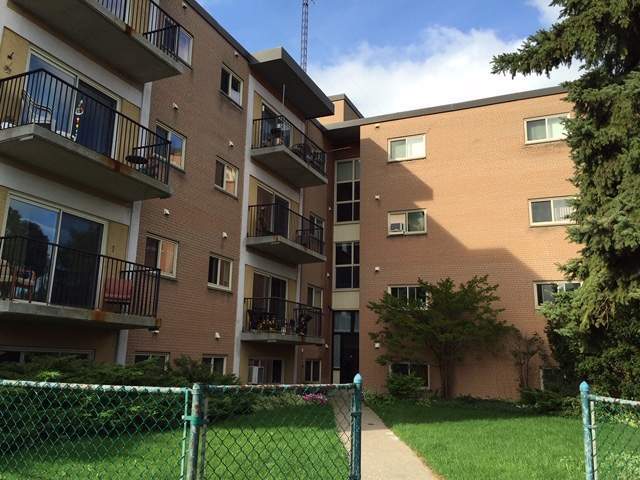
[387,285,428,304]
[304,359,322,384]
[134,351,170,368]
[220,65,243,106]
[156,122,186,170]
[335,159,360,224]
[334,241,359,290]
[389,362,431,389]
[388,134,426,162]
[524,113,570,144]
[177,29,194,65]
[0,346,94,363]
[387,209,427,235]
[208,254,233,292]
[202,355,226,375]
[529,197,575,226]
[309,213,325,241]
[533,281,582,309]
[248,358,284,384]
[214,158,239,197]
[145,235,179,279]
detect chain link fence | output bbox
[0,377,362,479]
[580,382,640,480]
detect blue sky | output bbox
[201,0,578,116]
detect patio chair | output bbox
[0,259,37,301]
[103,276,133,313]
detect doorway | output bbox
[333,311,359,384]
[256,186,290,238]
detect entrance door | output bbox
[333,311,360,384]
[339,334,359,384]
[75,81,117,157]
[50,213,104,309]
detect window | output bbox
[208,255,232,290]
[248,358,283,384]
[220,66,243,105]
[156,124,186,169]
[214,159,239,196]
[134,352,169,368]
[390,362,430,388]
[388,210,427,235]
[335,159,360,223]
[145,236,178,278]
[534,281,582,307]
[388,135,426,161]
[335,242,359,289]
[389,285,428,303]
[307,285,323,309]
[525,114,569,143]
[0,348,92,363]
[304,360,321,383]
[309,214,325,242]
[177,30,193,65]
[530,197,574,225]
[203,356,226,375]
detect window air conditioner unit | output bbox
[249,366,264,384]
[389,222,405,234]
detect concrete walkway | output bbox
[361,406,439,479]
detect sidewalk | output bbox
[361,406,439,479]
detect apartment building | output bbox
[0,0,189,362]
[323,88,579,398]
[0,0,578,399]
[125,3,335,384]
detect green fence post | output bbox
[580,381,595,480]
[350,374,363,480]
[186,383,205,480]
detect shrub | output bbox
[386,374,424,400]
[519,388,580,416]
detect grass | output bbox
[0,404,349,479]
[370,399,584,480]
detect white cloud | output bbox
[309,26,579,117]
[527,0,562,25]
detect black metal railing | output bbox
[0,69,170,185]
[243,298,322,338]
[97,0,190,61]
[247,203,324,256]
[0,236,160,318]
[251,116,327,176]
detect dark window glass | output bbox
[335,266,353,289]
[208,257,219,284]
[353,243,360,265]
[335,243,352,265]
[353,202,360,221]
[144,237,159,268]
[353,266,360,288]
[531,201,553,223]
[336,203,353,222]
[336,183,353,202]
[0,351,21,363]
[220,68,230,93]
[354,181,360,201]
[391,363,410,376]
[215,160,225,188]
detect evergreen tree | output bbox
[492,1,640,395]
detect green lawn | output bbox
[371,399,584,480]
[0,405,349,479]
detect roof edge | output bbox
[328,94,364,119]
[326,86,568,130]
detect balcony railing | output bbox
[0,236,160,318]
[247,203,324,255]
[0,69,171,185]
[251,116,327,176]
[98,0,188,61]
[244,298,322,338]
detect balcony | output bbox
[246,204,326,264]
[12,0,189,83]
[241,298,323,345]
[0,236,160,329]
[251,116,328,187]
[0,70,171,202]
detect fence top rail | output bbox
[588,393,640,407]
[0,379,188,395]
[203,382,355,393]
